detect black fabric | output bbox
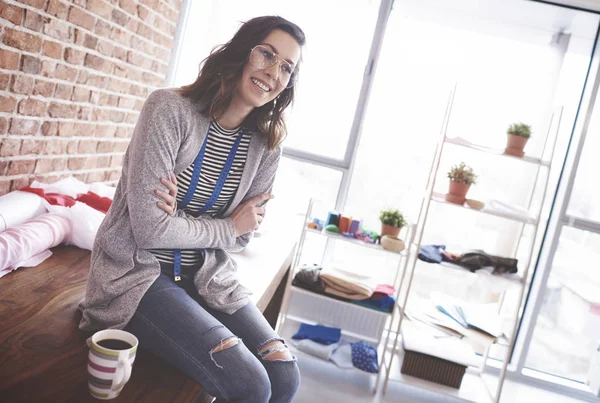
[454,250,518,274]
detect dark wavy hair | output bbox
[178,16,306,150]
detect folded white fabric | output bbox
[0,191,47,232]
[330,343,354,369]
[320,266,377,300]
[0,213,71,278]
[294,339,339,361]
[44,201,105,251]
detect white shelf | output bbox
[385,346,495,403]
[280,316,385,376]
[305,227,409,256]
[422,260,525,288]
[445,136,550,167]
[430,192,538,225]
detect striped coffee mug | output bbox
[88,329,138,400]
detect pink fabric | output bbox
[20,186,77,207]
[373,284,395,298]
[0,213,71,278]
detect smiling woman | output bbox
[79,16,305,403]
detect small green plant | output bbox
[507,123,532,138]
[447,162,477,185]
[379,209,406,229]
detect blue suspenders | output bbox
[173,129,244,281]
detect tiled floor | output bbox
[293,353,589,403]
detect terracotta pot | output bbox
[505,134,528,158]
[381,223,401,238]
[445,180,470,205]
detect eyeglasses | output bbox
[249,45,297,89]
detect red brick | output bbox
[3,28,42,52]
[24,9,43,31]
[18,98,46,116]
[8,159,35,175]
[83,33,98,49]
[0,73,9,90]
[113,65,126,78]
[128,84,144,97]
[97,155,110,167]
[77,139,97,153]
[34,158,54,174]
[33,80,55,97]
[64,47,85,65]
[142,72,163,87]
[55,64,78,82]
[40,60,56,77]
[91,108,109,121]
[54,84,73,100]
[119,0,136,14]
[68,157,86,170]
[0,49,20,70]
[44,140,67,155]
[46,0,68,19]
[42,40,63,59]
[78,106,92,120]
[73,28,85,46]
[87,0,112,18]
[9,118,40,135]
[76,69,89,84]
[110,79,130,94]
[110,154,123,167]
[0,117,7,134]
[94,19,111,36]
[20,55,41,74]
[112,46,127,61]
[97,40,114,56]
[111,8,127,26]
[67,140,77,153]
[84,53,105,71]
[115,141,128,151]
[43,18,73,42]
[0,179,9,195]
[95,125,116,137]
[114,126,129,138]
[72,86,91,102]
[11,177,32,192]
[87,74,108,88]
[0,95,17,113]
[110,27,130,44]
[16,0,46,10]
[86,171,105,182]
[0,2,24,25]
[21,139,44,155]
[108,170,120,181]
[48,102,77,118]
[57,121,84,137]
[97,140,114,152]
[126,112,137,124]
[107,94,118,106]
[137,5,152,23]
[134,99,144,110]
[53,157,67,171]
[41,121,58,136]
[10,75,33,94]
[124,17,138,33]
[117,96,135,109]
[68,7,96,30]
[136,22,153,40]
[0,139,21,157]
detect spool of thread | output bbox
[325,212,339,227]
[338,215,351,233]
[349,219,361,234]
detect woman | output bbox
[80,16,305,403]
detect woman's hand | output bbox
[229,193,273,237]
[155,172,178,215]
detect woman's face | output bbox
[236,29,302,109]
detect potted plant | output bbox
[446,162,476,205]
[505,122,531,157]
[379,209,406,238]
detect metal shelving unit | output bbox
[277,198,416,393]
[380,86,564,402]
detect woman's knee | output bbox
[257,340,300,401]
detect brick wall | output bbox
[0,0,182,195]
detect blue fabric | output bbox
[291,323,341,345]
[418,244,446,263]
[350,341,379,373]
[352,296,395,313]
[126,269,300,403]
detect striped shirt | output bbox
[149,121,250,266]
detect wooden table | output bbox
[0,227,296,402]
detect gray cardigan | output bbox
[79,88,282,331]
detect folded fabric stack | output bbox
[291,323,379,374]
[0,177,116,278]
[418,244,518,275]
[292,265,396,313]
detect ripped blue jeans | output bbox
[125,265,300,403]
